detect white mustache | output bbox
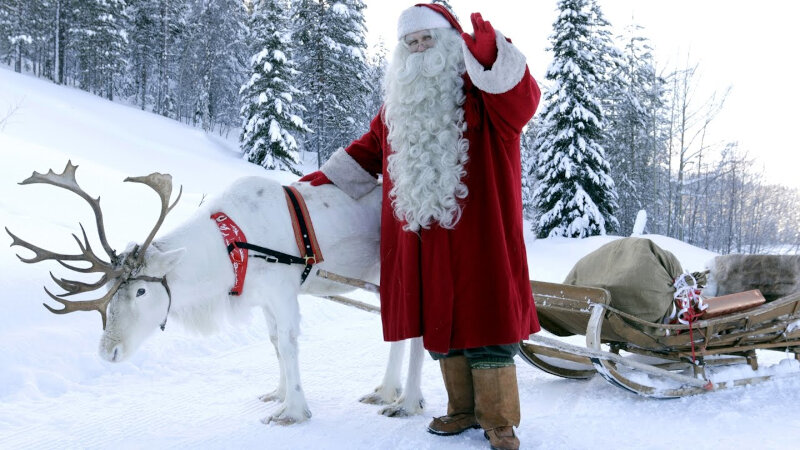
[396,47,448,85]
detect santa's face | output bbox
[403,30,435,53]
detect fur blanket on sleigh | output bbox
[705,254,800,301]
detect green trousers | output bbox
[429,343,519,369]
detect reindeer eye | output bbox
[136,288,146,297]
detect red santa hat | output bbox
[396,3,463,41]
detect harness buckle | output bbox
[304,255,317,265]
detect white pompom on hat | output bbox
[396,4,462,41]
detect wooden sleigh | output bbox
[521,280,800,398]
[317,270,800,398]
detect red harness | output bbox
[211,186,323,296]
[211,212,249,295]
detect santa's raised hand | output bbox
[461,13,497,68]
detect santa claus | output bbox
[300,4,540,449]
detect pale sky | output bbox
[363,1,800,189]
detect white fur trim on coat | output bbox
[320,148,378,200]
[462,31,527,94]
[397,5,451,40]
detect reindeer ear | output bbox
[147,248,185,274]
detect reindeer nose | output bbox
[100,341,124,362]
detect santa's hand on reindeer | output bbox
[298,170,332,186]
[461,13,497,68]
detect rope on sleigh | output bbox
[670,272,708,363]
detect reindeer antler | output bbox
[7,226,119,328]
[7,161,182,329]
[124,172,182,265]
[18,161,118,262]
[42,279,125,328]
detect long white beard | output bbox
[383,28,469,232]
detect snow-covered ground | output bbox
[2,68,799,449]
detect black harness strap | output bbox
[228,241,305,266]
[227,186,319,284]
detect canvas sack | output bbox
[563,237,683,322]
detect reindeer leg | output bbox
[261,293,311,425]
[379,337,425,417]
[258,308,285,403]
[359,339,405,405]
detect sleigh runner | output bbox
[519,280,800,398]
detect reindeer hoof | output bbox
[259,391,283,403]
[261,407,312,425]
[359,392,390,405]
[261,415,299,425]
[379,405,410,417]
[379,398,425,417]
[359,386,400,405]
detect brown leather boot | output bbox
[427,355,480,436]
[473,365,521,450]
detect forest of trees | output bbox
[526,0,799,253]
[1,0,797,254]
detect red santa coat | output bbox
[322,32,541,353]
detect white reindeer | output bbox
[8,161,424,424]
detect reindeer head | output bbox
[7,161,183,362]
[100,243,185,362]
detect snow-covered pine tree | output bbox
[0,2,11,63]
[152,0,186,118]
[118,0,185,114]
[26,0,54,78]
[324,0,370,156]
[604,25,667,235]
[52,0,68,83]
[240,0,309,175]
[126,0,160,109]
[520,121,538,220]
[41,0,72,84]
[292,0,327,165]
[533,0,618,238]
[363,39,387,126]
[77,0,128,99]
[2,0,73,83]
[292,0,370,167]
[0,0,34,73]
[69,1,97,93]
[177,0,247,132]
